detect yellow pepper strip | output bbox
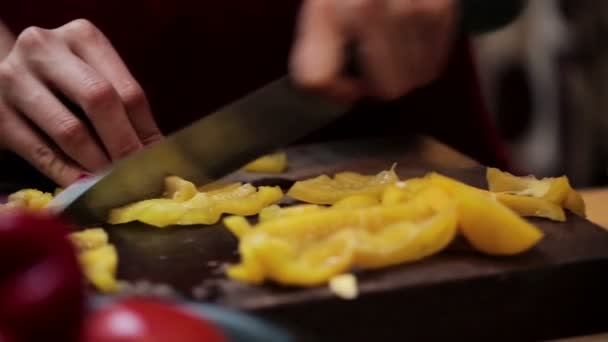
[224,194,454,286]
[108,198,181,227]
[2,189,53,211]
[487,167,549,195]
[109,180,283,227]
[354,203,458,268]
[212,186,281,215]
[287,167,399,204]
[494,193,566,222]
[69,228,109,251]
[486,167,586,216]
[197,182,243,193]
[258,204,325,223]
[381,184,413,205]
[226,240,266,284]
[223,216,253,238]
[332,194,380,209]
[245,229,357,286]
[564,191,586,217]
[249,203,434,241]
[78,244,119,293]
[430,173,544,255]
[163,175,199,202]
[242,152,288,173]
[68,228,119,294]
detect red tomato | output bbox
[81,298,227,342]
[0,211,85,342]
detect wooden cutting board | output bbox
[94,137,608,342]
[2,136,606,341]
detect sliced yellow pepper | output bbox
[564,191,586,217]
[487,167,550,195]
[248,203,433,241]
[243,152,288,173]
[494,193,566,222]
[241,229,357,286]
[2,189,53,211]
[332,194,380,209]
[224,191,456,286]
[78,244,119,293]
[381,184,413,206]
[69,228,109,251]
[429,173,544,255]
[68,228,120,294]
[223,216,254,238]
[287,167,399,204]
[226,238,266,284]
[258,204,325,223]
[354,203,457,268]
[486,167,585,216]
[109,182,283,228]
[197,182,243,193]
[163,175,199,202]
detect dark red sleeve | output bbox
[0,0,510,170]
[297,36,511,170]
[401,37,512,170]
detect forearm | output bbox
[0,19,15,59]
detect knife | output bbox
[48,76,351,227]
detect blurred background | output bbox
[472,0,608,188]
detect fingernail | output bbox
[77,173,93,180]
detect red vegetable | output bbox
[81,298,227,342]
[0,210,85,341]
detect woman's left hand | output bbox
[290,0,458,102]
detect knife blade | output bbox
[48,76,349,227]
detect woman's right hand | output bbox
[0,19,163,186]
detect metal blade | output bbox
[48,76,348,226]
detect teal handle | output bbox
[89,296,293,342]
[183,303,293,342]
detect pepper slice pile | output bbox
[108,176,283,228]
[224,194,458,286]
[224,167,585,287]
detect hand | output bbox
[0,19,163,186]
[290,0,458,102]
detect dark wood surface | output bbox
[2,136,608,341]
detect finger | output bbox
[290,0,364,101]
[28,45,143,161]
[339,0,411,99]
[7,73,110,171]
[388,0,457,85]
[58,19,163,145]
[0,102,85,186]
